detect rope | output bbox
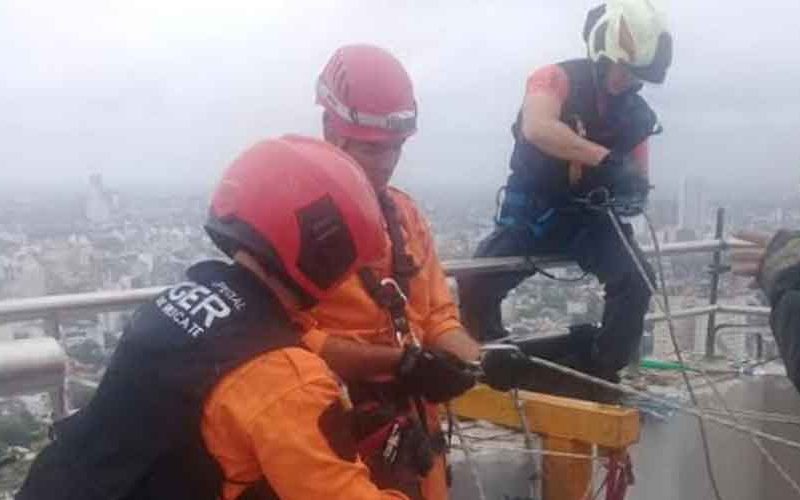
[628,210,800,498]
[513,388,539,498]
[447,403,487,500]
[700,408,800,426]
[522,354,800,453]
[623,210,724,500]
[586,474,609,500]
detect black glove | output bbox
[480,346,533,392]
[606,92,662,154]
[581,151,650,197]
[577,150,626,195]
[396,345,477,403]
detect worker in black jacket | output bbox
[458,0,672,388]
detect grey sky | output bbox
[1,0,798,198]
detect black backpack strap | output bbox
[358,191,419,344]
[378,191,418,296]
[358,269,413,345]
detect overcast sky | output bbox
[1,0,798,198]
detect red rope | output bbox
[605,452,634,500]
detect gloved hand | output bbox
[581,152,650,198]
[578,150,626,195]
[480,346,533,392]
[396,345,477,403]
[606,92,662,154]
[614,171,650,197]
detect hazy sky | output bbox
[1,0,799,198]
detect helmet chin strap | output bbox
[590,57,612,97]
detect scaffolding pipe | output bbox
[705,208,726,358]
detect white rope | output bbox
[447,403,487,500]
[513,388,539,499]
[615,210,725,500]
[611,210,800,497]
[701,408,800,426]
[523,354,800,453]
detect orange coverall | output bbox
[202,347,410,500]
[297,187,463,500]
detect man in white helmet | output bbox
[459,0,672,396]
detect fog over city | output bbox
[1,0,799,199]
[6,2,800,498]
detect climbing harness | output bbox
[494,186,557,238]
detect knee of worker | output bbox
[571,222,654,287]
[457,270,528,307]
[473,223,534,259]
[457,275,508,324]
[606,268,652,313]
[461,223,536,302]
[457,273,525,341]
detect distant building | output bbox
[647,198,678,228]
[678,176,708,232]
[85,173,117,225]
[2,253,46,298]
[675,227,698,243]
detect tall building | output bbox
[678,176,708,232]
[85,173,115,225]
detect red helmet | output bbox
[205,135,386,304]
[316,44,417,143]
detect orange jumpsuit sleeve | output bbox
[203,349,408,500]
[251,377,407,499]
[300,326,329,354]
[420,247,462,344]
[409,206,463,345]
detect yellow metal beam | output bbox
[542,436,593,500]
[450,384,640,449]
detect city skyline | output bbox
[1,1,799,197]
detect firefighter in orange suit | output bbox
[297,44,482,499]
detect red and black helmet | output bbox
[205,135,386,304]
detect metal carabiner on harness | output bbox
[573,183,652,218]
[377,277,420,347]
[572,186,613,211]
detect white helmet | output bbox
[583,0,673,83]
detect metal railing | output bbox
[0,227,767,413]
[0,337,68,417]
[0,237,756,324]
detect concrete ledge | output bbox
[0,337,66,398]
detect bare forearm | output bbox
[523,117,608,166]
[432,329,481,363]
[521,92,608,167]
[319,335,403,381]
